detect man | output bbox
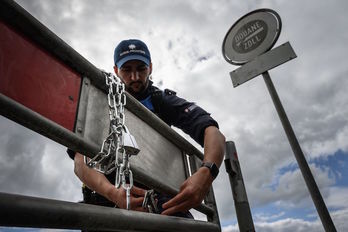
[69,39,225,217]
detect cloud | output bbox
[326,187,348,210]
[223,208,348,232]
[0,117,81,202]
[254,211,286,222]
[215,161,337,221]
[3,0,348,230]
[253,218,322,232]
[0,118,46,194]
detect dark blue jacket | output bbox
[139,82,219,147]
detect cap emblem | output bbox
[129,44,136,50]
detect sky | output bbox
[1,0,348,231]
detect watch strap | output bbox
[201,162,219,180]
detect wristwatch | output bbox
[201,162,219,180]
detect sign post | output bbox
[222,9,336,232]
[225,141,255,232]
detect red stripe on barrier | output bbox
[0,20,81,131]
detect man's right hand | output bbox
[107,185,147,212]
[74,153,147,212]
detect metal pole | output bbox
[262,71,336,232]
[0,192,220,232]
[0,93,100,158]
[225,141,255,232]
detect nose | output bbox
[130,71,139,81]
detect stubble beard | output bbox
[126,77,149,98]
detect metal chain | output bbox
[142,190,159,213]
[86,71,138,210]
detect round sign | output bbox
[222,9,282,65]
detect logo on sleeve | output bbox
[184,104,197,113]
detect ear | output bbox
[113,65,119,76]
[149,63,153,75]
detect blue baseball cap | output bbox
[114,39,151,68]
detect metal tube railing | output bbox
[0,0,203,161]
[0,93,100,157]
[0,192,220,232]
[0,93,215,217]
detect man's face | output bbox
[114,60,152,96]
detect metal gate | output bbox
[0,0,221,231]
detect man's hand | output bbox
[74,153,147,212]
[108,185,147,212]
[161,167,213,216]
[161,126,225,216]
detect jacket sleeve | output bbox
[160,93,219,147]
[67,148,76,160]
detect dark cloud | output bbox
[0,117,81,201]
[0,117,46,193]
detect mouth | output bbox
[130,81,142,87]
[129,81,144,92]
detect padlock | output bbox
[122,126,140,156]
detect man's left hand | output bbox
[161,166,213,216]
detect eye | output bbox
[120,67,131,73]
[137,66,147,72]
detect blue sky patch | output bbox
[310,149,348,187]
